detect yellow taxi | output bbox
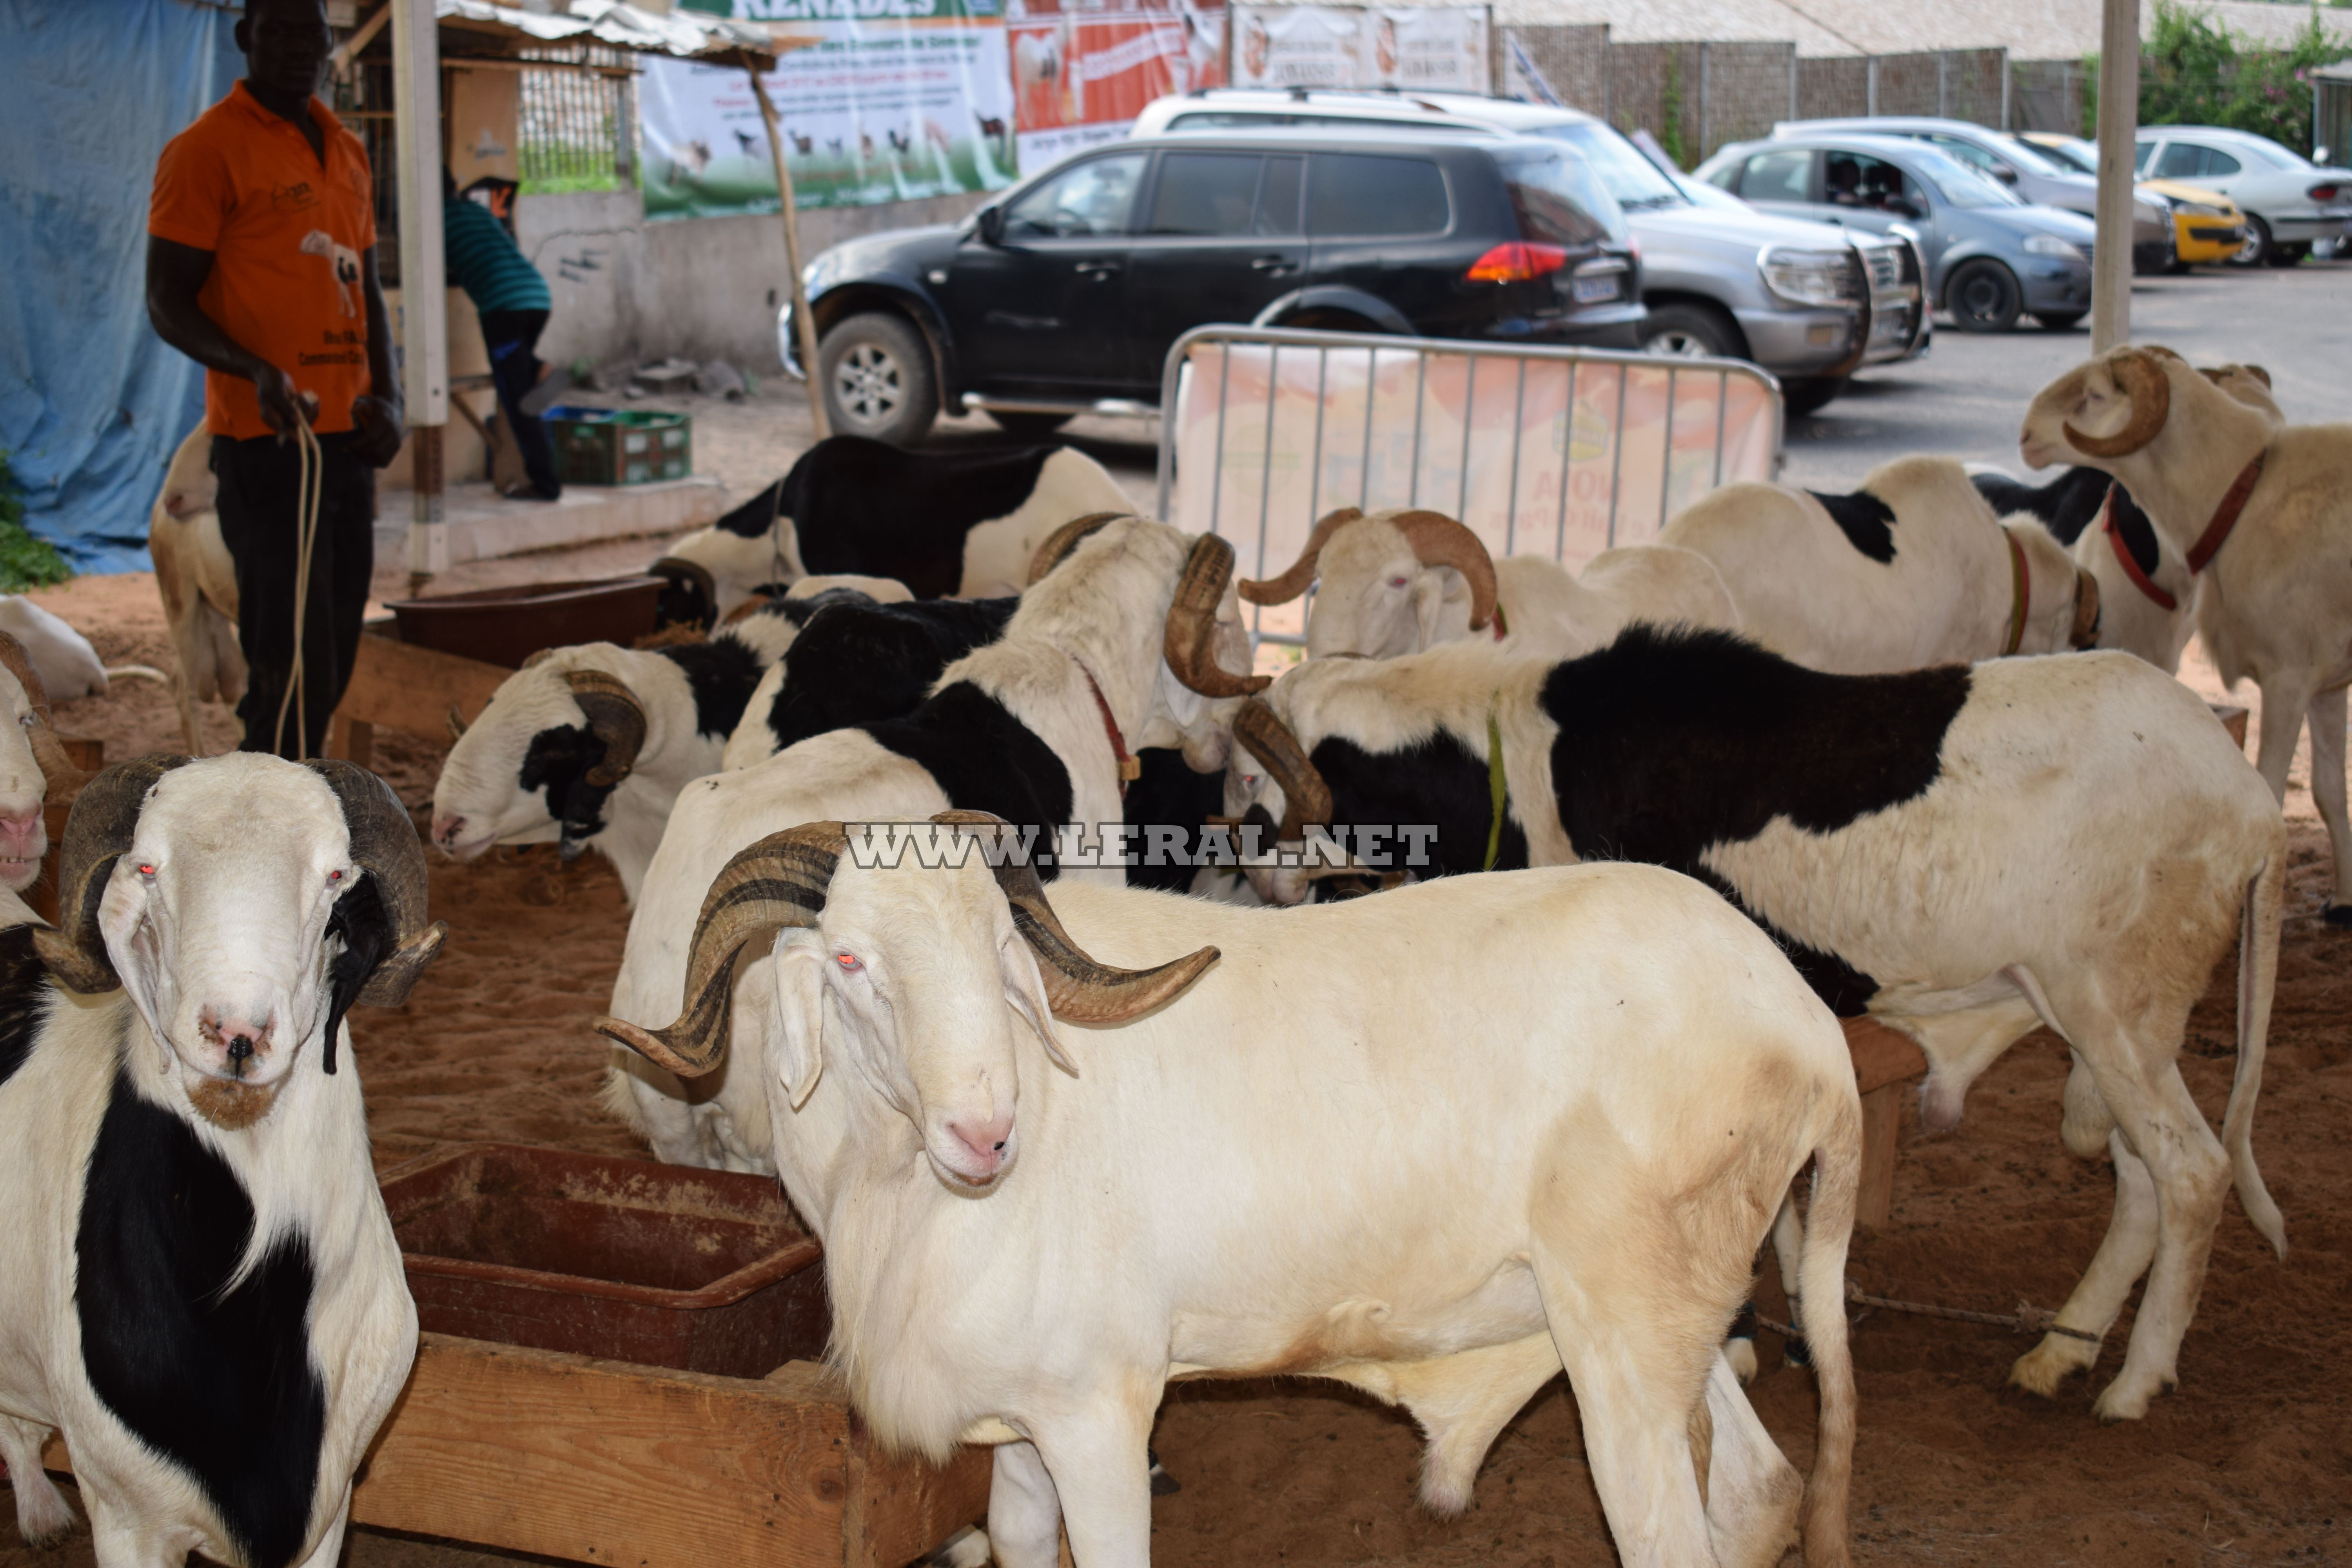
[2015,132,2248,266]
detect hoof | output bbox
[927,1524,991,1568]
[1147,1448,1181,1497]
[2009,1336,2094,1399]
[1726,1336,1760,1385]
[2325,903,2352,927]
[1782,1334,1812,1370]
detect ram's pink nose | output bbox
[0,810,41,862]
[431,813,467,851]
[947,1111,1014,1176]
[199,1007,276,1075]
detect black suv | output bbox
[783,128,1646,444]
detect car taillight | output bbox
[2310,183,2340,201]
[1466,242,1570,283]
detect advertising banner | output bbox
[1231,5,1489,94]
[1009,0,1227,171]
[642,0,1019,218]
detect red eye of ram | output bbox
[837,953,862,972]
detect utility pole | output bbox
[392,0,448,588]
[2092,0,2140,352]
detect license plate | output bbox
[1572,273,1619,303]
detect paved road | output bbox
[916,257,2352,511]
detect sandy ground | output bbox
[4,417,2348,1566]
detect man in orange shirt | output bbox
[146,0,403,759]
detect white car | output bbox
[2134,125,2352,266]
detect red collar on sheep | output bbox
[2002,530,2029,657]
[2186,450,2267,575]
[2101,487,2178,612]
[1073,656,1140,798]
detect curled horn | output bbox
[1164,535,1272,699]
[304,760,450,1073]
[1390,510,1499,632]
[561,671,648,787]
[1236,507,1365,606]
[648,555,719,630]
[2064,348,2172,459]
[593,822,847,1079]
[2068,568,2102,651]
[33,756,194,994]
[1234,699,1332,844]
[0,631,87,803]
[1027,513,1131,586]
[931,810,1218,1023]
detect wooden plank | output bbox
[1857,1082,1904,1230]
[348,1334,852,1568]
[843,1412,992,1568]
[334,633,509,744]
[1842,1015,1927,1097]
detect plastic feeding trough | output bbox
[383,575,665,670]
[378,1143,829,1379]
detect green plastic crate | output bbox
[547,406,691,486]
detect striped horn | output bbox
[1237,507,1364,605]
[1165,534,1272,699]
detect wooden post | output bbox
[2092,0,2140,352]
[393,0,450,587]
[751,69,831,441]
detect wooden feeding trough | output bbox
[40,1147,990,1568]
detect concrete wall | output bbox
[517,188,989,376]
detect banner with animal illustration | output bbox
[1230,4,1490,94]
[642,0,1019,218]
[1007,0,1227,172]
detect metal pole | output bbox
[1697,43,1710,162]
[1867,55,1878,117]
[2091,0,2139,352]
[753,69,830,439]
[1789,45,1799,124]
[2000,49,2012,131]
[392,0,447,587]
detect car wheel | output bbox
[1945,260,2023,333]
[1780,377,1847,417]
[818,311,938,445]
[2229,215,2274,268]
[2269,241,2310,269]
[2034,311,2085,331]
[1639,302,1743,359]
[988,410,1073,438]
[1281,309,1382,332]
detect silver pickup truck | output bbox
[1132,89,1931,416]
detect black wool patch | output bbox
[0,922,50,1088]
[1123,748,1231,893]
[714,476,789,539]
[764,597,1016,756]
[659,634,771,737]
[1969,465,2112,546]
[1806,488,1898,563]
[1310,731,1528,881]
[1540,626,1969,1013]
[787,436,1063,598]
[861,681,1074,879]
[76,1071,327,1568]
[520,724,617,848]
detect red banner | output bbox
[1009,0,1226,169]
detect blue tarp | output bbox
[1,0,245,572]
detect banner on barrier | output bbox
[1231,5,1490,93]
[1169,340,1777,640]
[641,0,1019,217]
[1010,0,1227,170]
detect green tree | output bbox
[0,452,71,594]
[2101,0,2352,154]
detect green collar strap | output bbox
[1484,698,1507,872]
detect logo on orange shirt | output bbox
[300,228,361,319]
[272,180,320,213]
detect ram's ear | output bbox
[1001,933,1077,1076]
[770,940,830,1110]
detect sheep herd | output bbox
[0,339,2339,1568]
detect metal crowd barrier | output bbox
[1153,326,1786,646]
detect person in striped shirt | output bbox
[444,171,565,499]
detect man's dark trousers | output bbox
[211,430,375,759]
[480,307,562,499]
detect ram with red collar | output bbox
[2021,344,2352,920]
[603,514,1265,1174]
[1225,624,2285,1421]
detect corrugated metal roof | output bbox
[1494,0,1856,53]
[435,0,779,62]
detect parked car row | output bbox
[781,99,2343,443]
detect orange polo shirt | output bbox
[149,82,378,439]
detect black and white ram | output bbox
[1238,505,1738,659]
[654,435,1134,619]
[1972,359,2281,673]
[605,515,1266,1174]
[0,753,445,1568]
[2016,345,2352,918]
[1657,456,2101,672]
[1228,625,2283,1421]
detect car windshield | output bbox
[1534,122,1687,209]
[2023,135,2098,176]
[1984,135,2069,176]
[1906,145,2024,207]
[1495,146,1628,245]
